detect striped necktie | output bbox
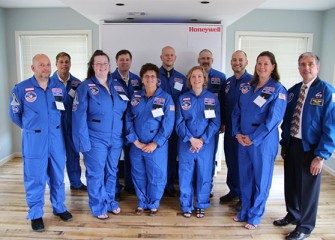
[290,84,307,136]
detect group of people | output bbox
[9,46,335,240]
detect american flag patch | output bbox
[170,105,175,111]
[332,93,335,102]
[279,93,286,100]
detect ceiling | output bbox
[0,0,334,25]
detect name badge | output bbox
[204,109,216,118]
[55,101,65,111]
[119,92,130,101]
[174,82,183,91]
[152,108,164,118]
[68,89,76,98]
[254,95,266,107]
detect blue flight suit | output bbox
[176,89,220,212]
[206,67,226,192]
[158,67,187,191]
[126,87,175,210]
[72,75,128,216]
[51,71,84,189]
[9,76,68,220]
[220,71,253,198]
[281,78,335,234]
[111,68,142,192]
[232,78,287,225]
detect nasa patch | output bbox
[12,105,19,113]
[181,100,191,110]
[90,86,99,95]
[25,91,37,103]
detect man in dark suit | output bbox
[274,52,335,240]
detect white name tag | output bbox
[204,109,216,118]
[68,89,76,98]
[55,101,65,111]
[119,93,130,101]
[174,82,183,91]
[152,108,164,118]
[254,95,266,107]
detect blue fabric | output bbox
[281,78,335,159]
[158,67,187,190]
[126,87,175,209]
[72,75,128,216]
[232,78,287,225]
[51,71,83,188]
[206,68,226,94]
[111,68,142,192]
[176,89,220,212]
[9,76,68,220]
[220,71,253,197]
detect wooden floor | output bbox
[0,158,335,239]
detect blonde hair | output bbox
[186,66,208,89]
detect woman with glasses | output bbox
[72,50,128,220]
[126,63,175,216]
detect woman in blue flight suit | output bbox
[126,63,175,216]
[72,50,128,220]
[176,66,220,218]
[232,51,287,229]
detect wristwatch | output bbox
[316,156,325,161]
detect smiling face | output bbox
[161,47,176,69]
[93,55,110,79]
[142,70,158,89]
[190,69,205,91]
[256,56,275,81]
[198,51,213,72]
[116,53,132,72]
[56,55,71,76]
[31,54,51,81]
[298,55,320,84]
[231,51,248,74]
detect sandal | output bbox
[244,223,258,230]
[96,214,109,220]
[110,207,121,215]
[195,208,205,218]
[183,211,192,218]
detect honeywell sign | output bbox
[188,26,221,33]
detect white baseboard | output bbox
[0,152,22,166]
[324,164,335,176]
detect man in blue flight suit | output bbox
[51,52,86,191]
[111,49,142,197]
[219,50,253,211]
[274,52,335,240]
[9,54,72,232]
[158,46,187,197]
[198,49,226,197]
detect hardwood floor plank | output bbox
[0,157,334,239]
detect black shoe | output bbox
[219,193,238,203]
[273,216,297,226]
[54,210,73,221]
[31,217,44,232]
[164,188,178,197]
[210,191,214,198]
[232,200,242,212]
[285,229,310,240]
[70,184,87,191]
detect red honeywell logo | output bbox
[188,27,221,33]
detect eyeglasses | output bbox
[143,74,157,79]
[94,63,109,67]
